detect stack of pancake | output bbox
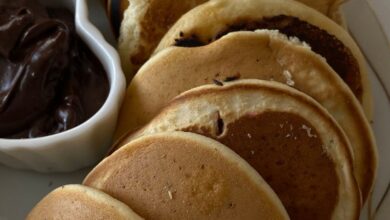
[28,0,378,219]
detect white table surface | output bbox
[372,0,390,41]
[356,0,390,218]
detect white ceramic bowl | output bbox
[0,0,126,172]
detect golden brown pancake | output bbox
[27,184,143,220]
[153,0,372,119]
[114,80,361,220]
[118,0,346,79]
[84,132,290,220]
[115,30,377,203]
[118,0,208,80]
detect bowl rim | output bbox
[0,0,126,148]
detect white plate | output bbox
[0,0,389,219]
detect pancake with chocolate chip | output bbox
[27,184,143,220]
[153,0,372,119]
[115,30,377,202]
[114,80,361,220]
[118,0,208,80]
[118,0,345,79]
[84,132,289,220]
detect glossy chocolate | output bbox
[0,0,109,138]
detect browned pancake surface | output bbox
[183,111,338,220]
[27,185,143,220]
[131,0,208,66]
[85,132,289,220]
[174,15,361,100]
[114,80,361,219]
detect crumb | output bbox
[301,124,317,138]
[282,70,295,86]
[247,133,252,138]
[168,190,173,200]
[251,150,255,155]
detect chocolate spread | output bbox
[0,0,109,138]
[183,111,338,220]
[174,15,362,100]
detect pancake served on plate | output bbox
[153,0,372,118]
[114,80,361,220]
[84,132,289,220]
[115,30,377,202]
[27,184,143,220]
[118,0,346,79]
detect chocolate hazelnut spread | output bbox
[174,15,362,101]
[0,0,109,138]
[183,111,338,220]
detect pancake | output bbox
[118,0,345,79]
[118,0,208,80]
[27,184,143,220]
[114,80,361,220]
[297,0,345,25]
[84,132,289,220]
[115,30,377,202]
[153,0,372,118]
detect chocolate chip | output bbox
[213,79,223,86]
[224,73,241,82]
